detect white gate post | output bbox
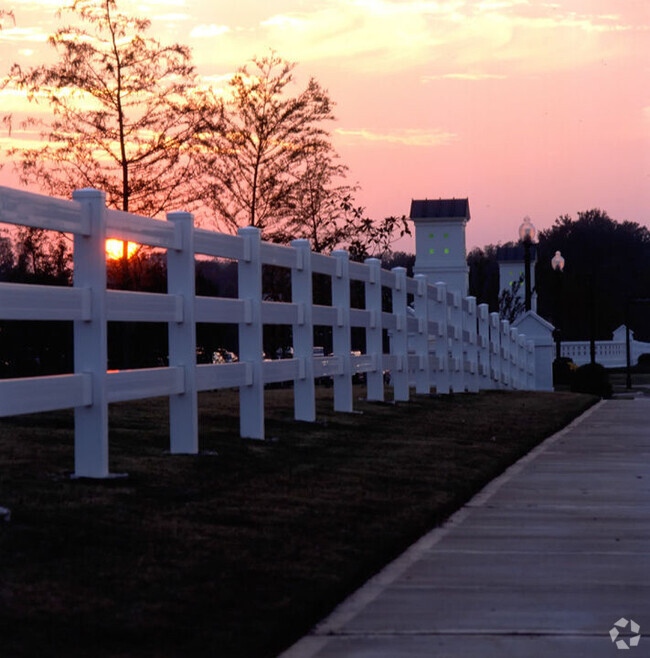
[413,275,431,394]
[291,239,315,422]
[166,211,198,453]
[364,258,384,401]
[391,266,409,402]
[477,303,490,389]
[431,282,450,394]
[72,188,109,478]
[489,312,501,389]
[238,227,265,439]
[331,250,353,412]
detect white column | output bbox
[72,188,109,478]
[413,274,431,394]
[166,211,198,453]
[477,303,490,389]
[332,250,353,412]
[291,239,315,422]
[364,258,384,401]
[431,282,450,394]
[238,227,265,439]
[391,266,409,402]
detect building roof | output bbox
[409,198,470,220]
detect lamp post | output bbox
[551,250,565,364]
[518,217,537,312]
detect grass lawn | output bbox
[0,387,596,657]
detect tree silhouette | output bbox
[193,52,335,234]
[3,0,197,224]
[536,209,650,340]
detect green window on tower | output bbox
[428,233,434,239]
[444,248,450,254]
[429,248,435,255]
[444,233,449,239]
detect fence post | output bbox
[463,296,479,393]
[477,303,490,389]
[72,188,109,478]
[166,211,198,453]
[238,227,265,439]
[431,282,450,394]
[364,258,384,401]
[449,290,464,393]
[331,250,353,412]
[413,275,431,394]
[291,239,315,422]
[527,339,536,389]
[489,312,501,389]
[517,333,526,390]
[500,320,511,388]
[391,267,409,402]
[510,327,520,389]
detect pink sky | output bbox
[1,0,648,253]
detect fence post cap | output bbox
[238,226,261,236]
[166,211,194,224]
[72,188,105,201]
[291,238,310,249]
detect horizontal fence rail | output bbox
[0,185,536,477]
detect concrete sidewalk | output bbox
[280,399,650,657]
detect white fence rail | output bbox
[0,186,535,478]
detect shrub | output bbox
[570,362,612,398]
[553,357,575,386]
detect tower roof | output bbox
[409,198,470,220]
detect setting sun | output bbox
[106,239,138,260]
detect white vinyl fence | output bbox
[0,186,535,478]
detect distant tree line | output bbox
[468,209,650,341]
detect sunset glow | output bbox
[1,0,648,251]
[106,239,138,260]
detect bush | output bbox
[553,357,576,386]
[635,353,650,372]
[570,362,612,398]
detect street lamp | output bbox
[518,217,537,311]
[551,251,565,365]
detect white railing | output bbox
[0,186,535,478]
[561,335,650,368]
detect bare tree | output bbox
[194,52,335,234]
[265,147,358,252]
[3,0,197,227]
[499,273,526,323]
